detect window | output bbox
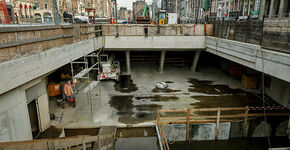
[44,3,48,9]
[34,3,39,9]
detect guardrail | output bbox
[0,134,114,150]
[156,106,290,142]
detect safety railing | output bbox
[156,106,290,142]
[0,134,115,150]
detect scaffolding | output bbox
[70,52,100,121]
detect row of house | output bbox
[161,0,290,23]
[4,0,116,24]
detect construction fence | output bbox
[212,17,290,54]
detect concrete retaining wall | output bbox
[104,36,206,51]
[0,76,47,142]
[206,36,290,83]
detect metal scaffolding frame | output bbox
[70,52,100,121]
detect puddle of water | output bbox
[109,95,135,116]
[135,95,179,101]
[114,75,138,93]
[109,96,162,124]
[165,81,174,83]
[188,78,244,94]
[152,88,181,93]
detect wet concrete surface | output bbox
[54,65,284,127]
[169,137,290,150]
[188,78,244,94]
[114,75,138,93]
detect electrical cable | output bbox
[261,47,272,148]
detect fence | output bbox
[102,24,214,36]
[212,17,290,53]
[156,106,290,143]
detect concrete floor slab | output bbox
[50,64,263,128]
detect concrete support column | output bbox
[159,50,166,73]
[278,0,286,18]
[125,51,131,74]
[268,0,275,18]
[191,51,201,72]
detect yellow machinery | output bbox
[158,10,167,24]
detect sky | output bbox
[117,0,153,10]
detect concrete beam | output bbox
[191,51,201,72]
[104,36,206,51]
[125,51,131,74]
[206,36,290,83]
[0,37,103,95]
[159,51,166,73]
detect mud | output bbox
[188,78,244,94]
[114,75,138,93]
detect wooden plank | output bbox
[98,126,117,141]
[186,108,190,142]
[242,106,249,137]
[216,107,221,140]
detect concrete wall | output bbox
[104,36,206,51]
[265,76,290,108]
[0,76,48,142]
[206,36,290,83]
[206,36,290,108]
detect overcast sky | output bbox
[118,0,153,10]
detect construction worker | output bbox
[62,81,76,107]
